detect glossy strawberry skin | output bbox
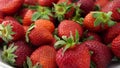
[0,0,24,15]
[56,44,90,68]
[38,0,58,7]
[30,45,57,68]
[58,20,83,38]
[103,23,120,44]
[102,0,120,21]
[81,40,112,68]
[112,35,120,58]
[24,0,38,5]
[95,0,110,8]
[9,41,33,67]
[29,27,54,47]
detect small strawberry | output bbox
[0,19,25,43]
[81,40,112,68]
[30,45,57,68]
[24,0,38,5]
[112,35,120,58]
[35,19,55,33]
[1,41,33,67]
[75,0,94,15]
[26,24,54,47]
[55,31,90,68]
[102,0,120,21]
[38,0,58,7]
[58,20,83,39]
[103,23,120,44]
[83,11,116,32]
[0,0,24,15]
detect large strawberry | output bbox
[1,41,33,67]
[0,0,24,15]
[103,23,120,44]
[55,31,90,68]
[102,0,120,21]
[112,35,120,58]
[30,45,57,68]
[0,19,25,43]
[26,24,54,47]
[83,11,116,32]
[38,0,58,7]
[81,40,112,68]
[58,20,83,39]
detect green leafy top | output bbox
[0,23,15,43]
[54,30,79,55]
[1,44,17,66]
[25,24,35,43]
[23,57,42,68]
[92,11,116,27]
[31,6,53,21]
[53,2,73,21]
[117,8,120,13]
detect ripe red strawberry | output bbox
[81,40,112,68]
[38,0,58,7]
[58,20,83,39]
[26,25,54,47]
[0,12,4,23]
[55,31,90,68]
[75,0,94,15]
[30,45,57,68]
[102,0,120,21]
[1,41,33,67]
[83,11,116,32]
[0,19,25,43]
[4,16,18,21]
[35,19,55,33]
[24,0,38,5]
[23,9,35,26]
[0,0,24,15]
[112,35,120,58]
[103,23,120,44]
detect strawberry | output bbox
[23,9,35,26]
[26,24,54,47]
[55,31,90,68]
[24,0,38,5]
[35,19,55,33]
[53,1,75,21]
[0,12,4,23]
[75,0,94,15]
[0,0,24,15]
[103,23,120,44]
[1,41,33,67]
[83,11,116,32]
[0,19,25,43]
[57,0,72,4]
[102,0,120,21]
[38,0,58,7]
[81,40,112,68]
[58,20,83,39]
[112,35,120,58]
[30,45,57,68]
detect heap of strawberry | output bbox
[0,0,120,68]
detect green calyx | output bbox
[31,6,53,21]
[25,23,35,43]
[90,61,96,68]
[1,44,17,66]
[0,24,15,43]
[23,57,42,68]
[94,5,101,11]
[92,11,116,27]
[54,30,80,55]
[117,8,120,13]
[53,2,73,21]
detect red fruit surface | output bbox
[0,0,24,15]
[102,0,120,21]
[81,40,112,68]
[24,0,38,5]
[58,20,83,38]
[112,35,120,58]
[29,27,54,46]
[95,0,110,8]
[56,44,90,68]
[30,45,57,68]
[103,23,120,44]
